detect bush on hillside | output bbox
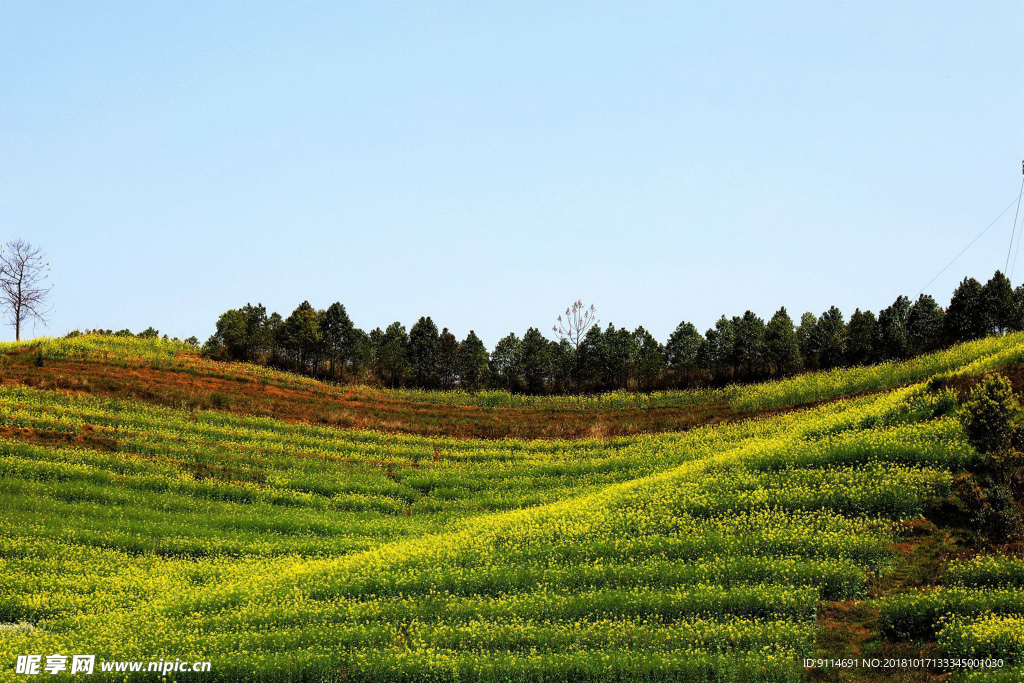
[961,373,1018,456]
[953,474,1022,543]
[955,373,1023,542]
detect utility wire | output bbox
[1009,175,1024,280]
[1006,175,1024,272]
[919,194,1022,297]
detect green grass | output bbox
[7,330,1024,413]
[0,334,1023,681]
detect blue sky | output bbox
[1,2,1022,345]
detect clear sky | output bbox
[1,2,1022,346]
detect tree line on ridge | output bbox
[201,271,1022,394]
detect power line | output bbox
[1009,173,1024,280]
[918,193,1022,297]
[1005,175,1024,272]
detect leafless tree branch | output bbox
[553,300,598,349]
[0,239,53,341]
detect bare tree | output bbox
[552,300,599,349]
[0,239,52,341]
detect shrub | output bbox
[953,475,1022,542]
[961,373,1018,455]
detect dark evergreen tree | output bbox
[1012,285,1024,332]
[206,309,245,360]
[907,294,945,355]
[367,327,383,380]
[456,330,490,391]
[208,303,272,362]
[321,302,355,379]
[548,339,576,394]
[764,307,802,377]
[982,270,1015,335]
[265,311,283,363]
[377,322,410,388]
[576,326,607,392]
[348,327,371,379]
[205,259,1024,395]
[633,326,665,391]
[408,317,441,388]
[490,333,524,392]
[704,316,736,383]
[796,312,819,371]
[813,306,846,369]
[945,277,987,343]
[603,324,639,389]
[520,327,552,394]
[665,321,705,387]
[845,308,876,365]
[733,311,766,380]
[277,301,322,372]
[873,296,911,360]
[437,328,459,390]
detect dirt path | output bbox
[810,519,967,682]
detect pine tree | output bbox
[437,328,459,390]
[490,333,523,392]
[633,326,666,391]
[456,331,490,391]
[982,270,1016,334]
[945,277,987,343]
[377,322,410,388]
[548,339,575,394]
[278,301,322,372]
[796,312,819,371]
[907,294,945,354]
[408,317,441,388]
[575,326,607,392]
[208,303,272,362]
[813,306,846,369]
[1012,285,1024,332]
[665,321,705,387]
[764,307,802,377]
[521,327,552,394]
[321,302,355,379]
[845,308,876,365]
[347,327,371,379]
[874,296,911,360]
[733,311,766,381]
[603,324,639,389]
[704,316,736,383]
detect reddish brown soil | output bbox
[4,350,1015,441]
[0,424,118,452]
[812,520,959,683]
[0,351,758,439]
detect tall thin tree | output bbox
[0,239,52,341]
[553,300,599,349]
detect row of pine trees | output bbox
[202,271,1022,393]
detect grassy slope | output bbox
[1,332,1022,438]
[0,335,1023,681]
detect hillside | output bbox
[2,334,1022,439]
[1,334,1024,681]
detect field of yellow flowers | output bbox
[1,335,1023,681]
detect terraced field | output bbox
[1,334,1023,681]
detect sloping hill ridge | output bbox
[2,333,1023,438]
[0,334,1023,682]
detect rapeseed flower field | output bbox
[1,335,1023,681]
